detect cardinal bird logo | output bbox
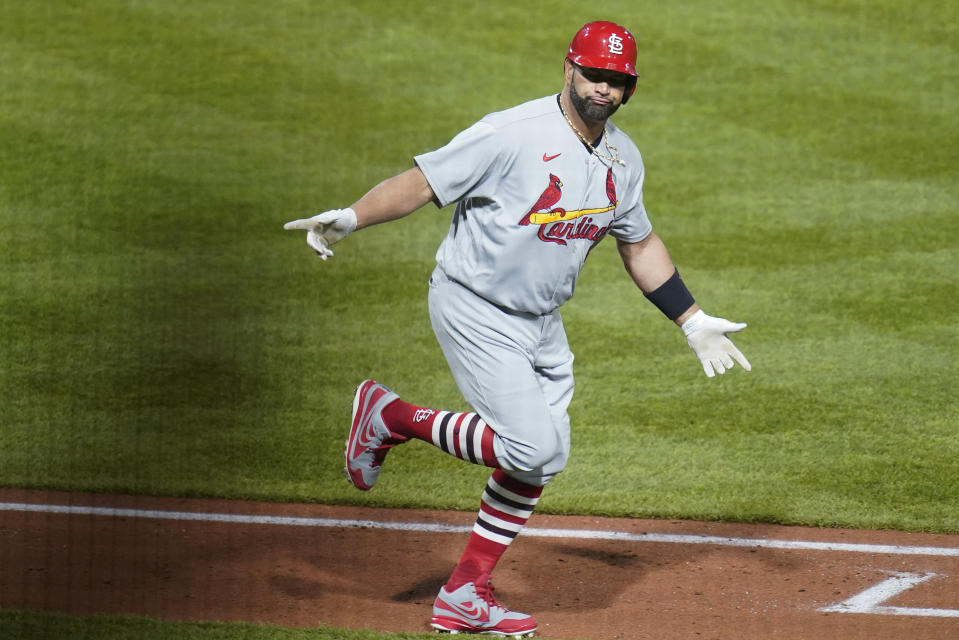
[517,174,563,226]
[606,167,617,205]
[518,168,619,247]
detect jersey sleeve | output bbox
[413,120,503,208]
[609,156,653,243]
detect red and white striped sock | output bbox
[382,399,499,468]
[446,470,543,590]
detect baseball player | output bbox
[285,21,750,637]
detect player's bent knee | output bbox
[507,455,567,487]
[495,431,569,486]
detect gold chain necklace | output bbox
[559,99,626,167]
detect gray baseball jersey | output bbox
[414,94,653,315]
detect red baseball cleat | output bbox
[431,573,536,637]
[344,380,405,491]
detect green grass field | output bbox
[1,0,957,637]
[0,610,439,640]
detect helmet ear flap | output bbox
[622,76,637,104]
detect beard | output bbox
[568,84,620,124]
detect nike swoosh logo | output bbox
[349,397,380,461]
[444,599,487,621]
[543,152,561,162]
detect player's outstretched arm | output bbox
[350,167,435,230]
[284,167,435,260]
[616,235,751,378]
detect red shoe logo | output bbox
[542,152,561,162]
[349,389,381,459]
[441,598,488,622]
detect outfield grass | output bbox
[0,610,439,640]
[1,0,957,635]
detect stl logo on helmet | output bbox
[607,33,624,55]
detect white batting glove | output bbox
[681,310,751,378]
[283,208,357,260]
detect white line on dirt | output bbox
[3,501,959,558]
[821,571,936,611]
[820,572,959,617]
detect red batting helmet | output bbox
[566,21,639,101]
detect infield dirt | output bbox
[1,488,957,639]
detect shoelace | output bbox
[474,579,501,608]
[371,444,399,466]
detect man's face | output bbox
[565,62,629,123]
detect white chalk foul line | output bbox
[820,572,959,618]
[3,501,959,558]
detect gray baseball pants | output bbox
[427,266,574,486]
